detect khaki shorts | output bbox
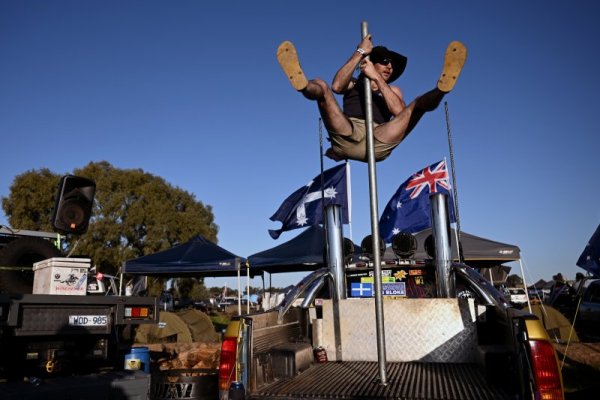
[328,117,400,162]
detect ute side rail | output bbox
[277,268,331,323]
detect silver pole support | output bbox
[431,194,455,298]
[326,205,346,300]
[361,20,387,385]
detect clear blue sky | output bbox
[1,1,598,289]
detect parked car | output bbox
[575,278,600,341]
[527,288,546,302]
[194,298,217,312]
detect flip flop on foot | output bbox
[277,41,308,91]
[437,41,467,93]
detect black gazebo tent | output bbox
[250,226,520,275]
[390,228,521,267]
[123,235,247,277]
[248,226,329,274]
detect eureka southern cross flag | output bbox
[269,164,349,239]
[379,160,456,242]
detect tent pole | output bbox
[519,259,532,313]
[269,272,273,309]
[247,262,250,314]
[261,272,265,311]
[237,258,241,315]
[118,263,124,296]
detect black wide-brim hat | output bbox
[370,46,407,83]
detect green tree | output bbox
[1,168,61,230]
[176,277,210,301]
[2,161,219,275]
[505,274,524,287]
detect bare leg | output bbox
[375,41,467,144]
[372,87,444,144]
[302,79,352,136]
[277,41,353,139]
[305,79,355,161]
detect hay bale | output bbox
[176,309,220,343]
[530,304,580,343]
[135,311,193,344]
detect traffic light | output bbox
[51,175,96,234]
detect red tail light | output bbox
[125,306,150,318]
[529,340,563,400]
[219,336,238,391]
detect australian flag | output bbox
[269,164,349,239]
[379,160,456,242]
[576,224,600,277]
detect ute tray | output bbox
[250,361,511,400]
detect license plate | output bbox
[69,315,108,326]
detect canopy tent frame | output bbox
[123,235,249,314]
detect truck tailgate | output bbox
[250,361,510,400]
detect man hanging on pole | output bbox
[277,35,466,163]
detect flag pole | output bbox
[361,20,387,385]
[346,161,353,242]
[319,117,331,278]
[444,102,463,262]
[319,117,326,220]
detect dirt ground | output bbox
[554,342,600,399]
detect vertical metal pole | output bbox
[361,20,387,384]
[246,261,250,314]
[326,205,346,300]
[326,204,346,361]
[236,258,242,315]
[444,103,465,267]
[519,259,532,313]
[431,194,455,298]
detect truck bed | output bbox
[251,361,510,400]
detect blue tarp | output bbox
[123,235,247,277]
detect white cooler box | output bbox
[32,257,91,295]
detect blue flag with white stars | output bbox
[379,160,456,242]
[269,164,349,239]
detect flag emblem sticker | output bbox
[350,282,373,297]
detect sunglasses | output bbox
[374,58,392,66]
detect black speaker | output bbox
[343,237,355,261]
[360,234,386,259]
[51,175,96,234]
[392,231,417,259]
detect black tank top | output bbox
[343,77,392,124]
